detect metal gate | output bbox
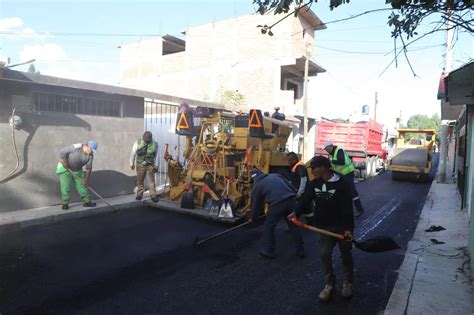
[144,98,184,188]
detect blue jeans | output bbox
[262,197,304,254]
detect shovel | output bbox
[66,168,120,213]
[290,218,400,253]
[218,179,233,218]
[195,215,265,245]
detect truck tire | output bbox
[365,157,372,178]
[354,169,361,179]
[370,156,377,177]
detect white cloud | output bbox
[20,43,68,62]
[0,17,51,39]
[19,43,117,85]
[0,17,24,30]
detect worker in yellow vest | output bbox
[323,141,364,217]
[130,131,159,202]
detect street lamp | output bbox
[1,58,36,69]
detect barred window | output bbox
[33,92,122,117]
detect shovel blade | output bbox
[209,200,220,216]
[354,236,400,253]
[218,200,233,218]
[180,190,195,209]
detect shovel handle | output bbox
[195,220,250,245]
[290,218,344,240]
[66,168,120,213]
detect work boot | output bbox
[151,197,159,203]
[341,281,353,298]
[258,250,275,259]
[62,204,69,210]
[135,195,143,201]
[318,285,334,302]
[83,201,96,207]
[354,209,364,217]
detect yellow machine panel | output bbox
[148,108,294,223]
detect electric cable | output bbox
[1,107,20,183]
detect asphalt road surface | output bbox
[0,156,438,314]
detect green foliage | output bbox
[253,0,473,40]
[405,113,441,142]
[253,0,350,14]
[219,89,246,107]
[27,63,39,74]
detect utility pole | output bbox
[303,42,310,162]
[439,10,454,183]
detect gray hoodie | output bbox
[250,173,296,219]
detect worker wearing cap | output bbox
[323,141,364,217]
[56,141,98,210]
[289,156,354,301]
[248,168,305,259]
[130,131,159,202]
[271,107,286,133]
[287,152,314,226]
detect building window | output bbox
[286,81,300,102]
[32,92,122,117]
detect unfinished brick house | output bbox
[120,8,326,154]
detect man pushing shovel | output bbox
[288,155,355,302]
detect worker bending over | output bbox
[248,168,304,259]
[56,141,98,210]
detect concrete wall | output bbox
[0,81,144,213]
[120,12,319,114]
[466,110,474,274]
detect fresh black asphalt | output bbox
[0,156,438,314]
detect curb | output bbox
[0,199,142,234]
[384,242,421,315]
[383,177,437,315]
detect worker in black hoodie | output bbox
[248,168,304,259]
[289,156,355,302]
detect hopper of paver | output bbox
[388,129,435,181]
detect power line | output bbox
[0,31,160,37]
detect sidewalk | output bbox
[0,194,142,233]
[384,170,473,314]
[0,184,170,233]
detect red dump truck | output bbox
[315,119,386,179]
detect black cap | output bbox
[143,131,153,142]
[310,156,331,169]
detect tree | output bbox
[253,1,473,73]
[28,63,40,74]
[405,113,441,142]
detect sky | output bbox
[1,0,472,130]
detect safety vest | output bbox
[291,161,305,172]
[136,139,157,165]
[329,147,355,175]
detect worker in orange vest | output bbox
[287,152,314,225]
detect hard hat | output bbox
[87,140,98,154]
[322,141,333,150]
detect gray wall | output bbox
[0,81,144,213]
